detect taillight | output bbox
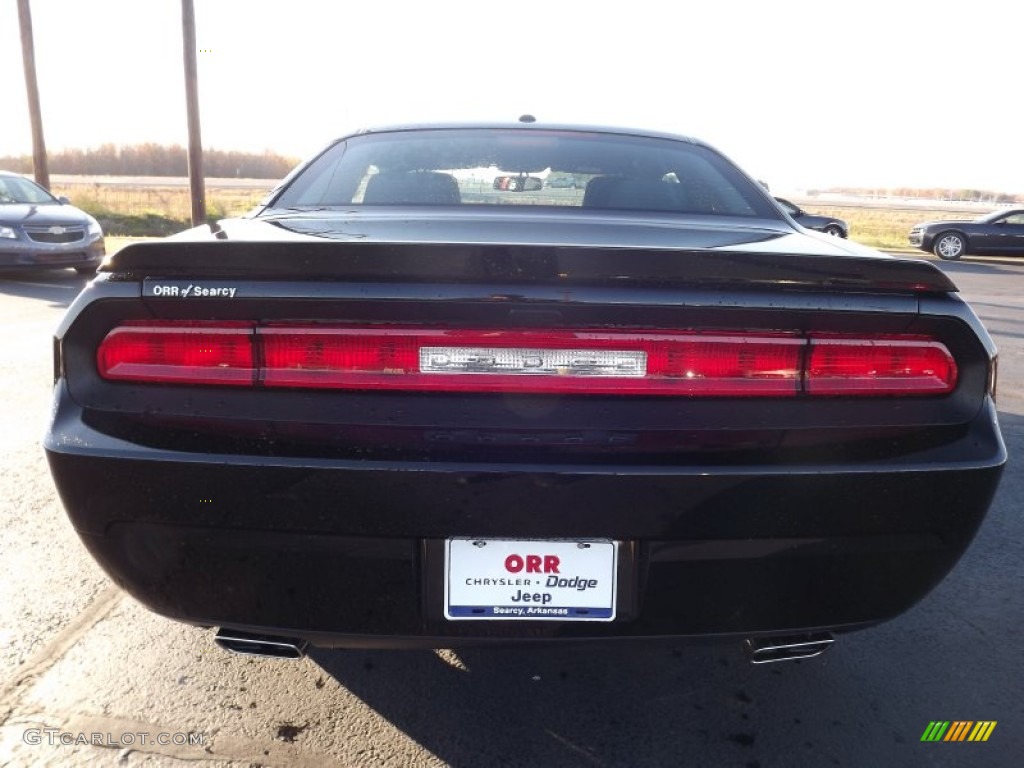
[97,322,255,385]
[260,328,803,395]
[96,322,958,397]
[807,338,956,396]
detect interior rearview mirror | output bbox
[493,175,543,192]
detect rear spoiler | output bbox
[103,241,958,294]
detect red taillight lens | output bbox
[261,327,421,388]
[258,328,803,395]
[651,335,803,396]
[807,338,957,396]
[97,322,255,385]
[96,323,958,397]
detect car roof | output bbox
[340,121,707,148]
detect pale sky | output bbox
[2,0,1022,193]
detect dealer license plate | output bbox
[444,538,618,621]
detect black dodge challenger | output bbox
[45,123,1005,662]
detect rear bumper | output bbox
[45,393,1006,648]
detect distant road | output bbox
[51,174,277,189]
[791,196,1013,215]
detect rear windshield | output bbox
[271,128,781,219]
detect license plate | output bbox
[444,538,617,621]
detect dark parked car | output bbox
[0,171,105,274]
[45,123,1004,662]
[909,209,1024,260]
[774,197,848,238]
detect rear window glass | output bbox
[272,129,780,219]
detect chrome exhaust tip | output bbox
[214,629,308,659]
[744,632,834,664]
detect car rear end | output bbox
[45,239,1005,650]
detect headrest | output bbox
[363,171,461,205]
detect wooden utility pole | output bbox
[181,0,206,225]
[17,0,49,189]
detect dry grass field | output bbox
[48,177,994,253]
[51,178,272,224]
